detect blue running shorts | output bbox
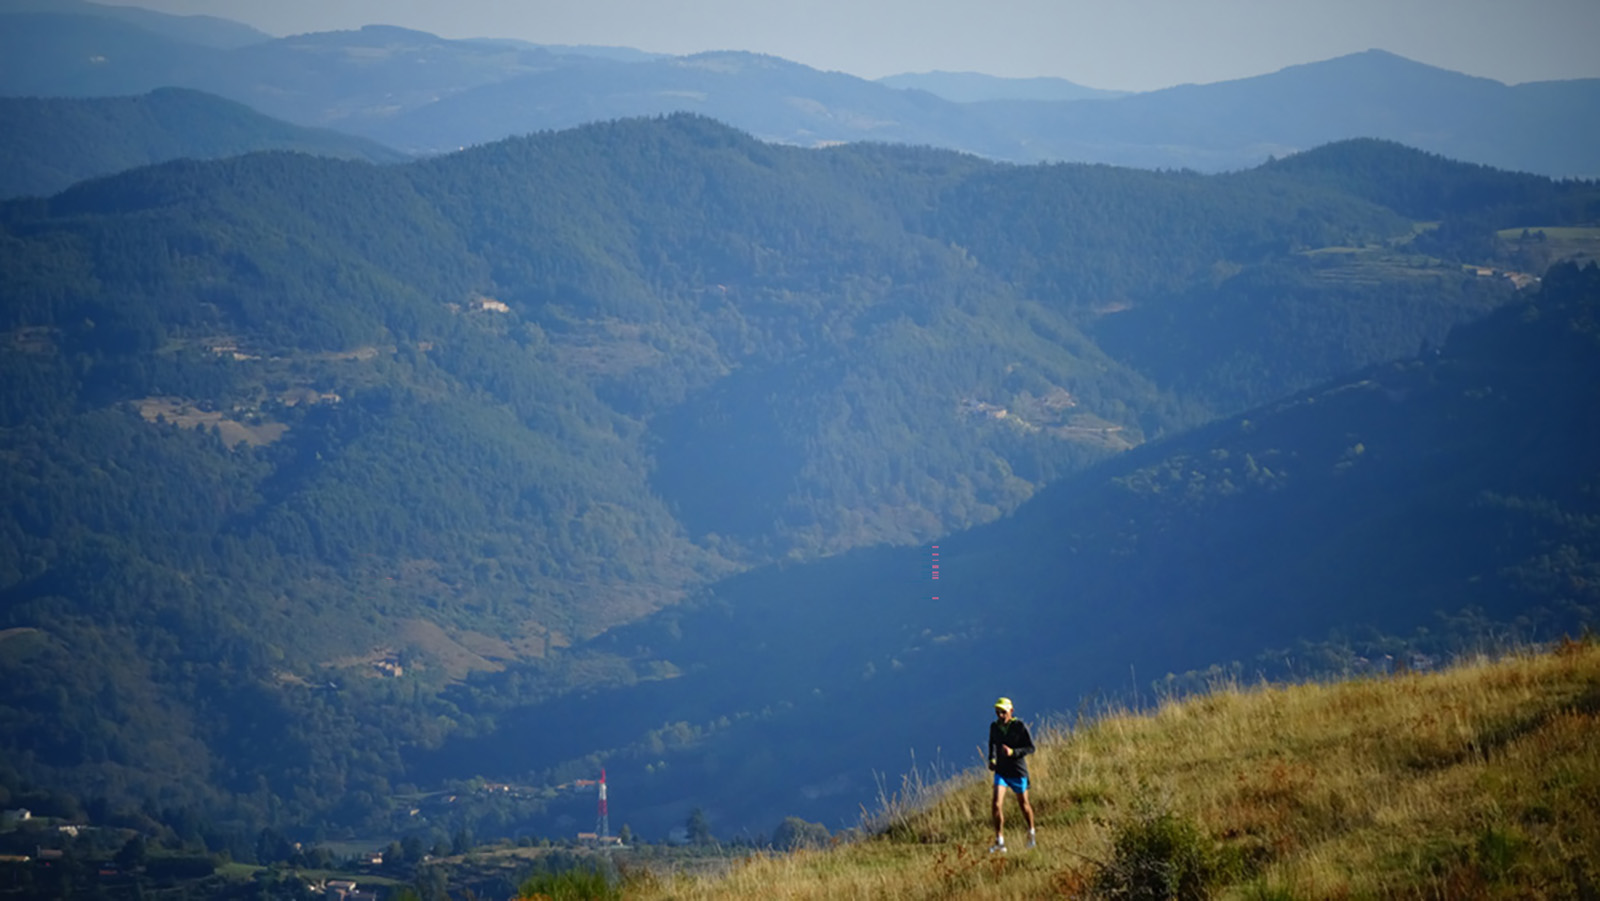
[994,774,1029,794]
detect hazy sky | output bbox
[101,0,1600,92]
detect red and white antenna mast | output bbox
[596,768,610,838]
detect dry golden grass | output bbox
[625,639,1600,900]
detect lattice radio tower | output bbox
[596,768,609,838]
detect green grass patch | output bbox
[1299,245,1368,255]
[1497,226,1600,241]
[215,862,262,880]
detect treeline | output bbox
[0,88,407,200]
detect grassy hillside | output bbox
[636,639,1600,900]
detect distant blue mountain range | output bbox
[3,2,1597,176]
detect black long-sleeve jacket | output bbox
[988,717,1035,781]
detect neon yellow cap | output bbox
[994,697,1013,711]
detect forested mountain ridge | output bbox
[0,0,269,48]
[1,118,1596,845]
[4,3,1599,176]
[0,88,409,199]
[985,49,1600,177]
[0,11,569,132]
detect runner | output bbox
[987,696,1036,853]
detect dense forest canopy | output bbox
[1,116,1597,847]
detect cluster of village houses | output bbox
[3,807,395,898]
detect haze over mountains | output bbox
[2,0,1599,870]
[2,0,1599,182]
[876,71,1128,104]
